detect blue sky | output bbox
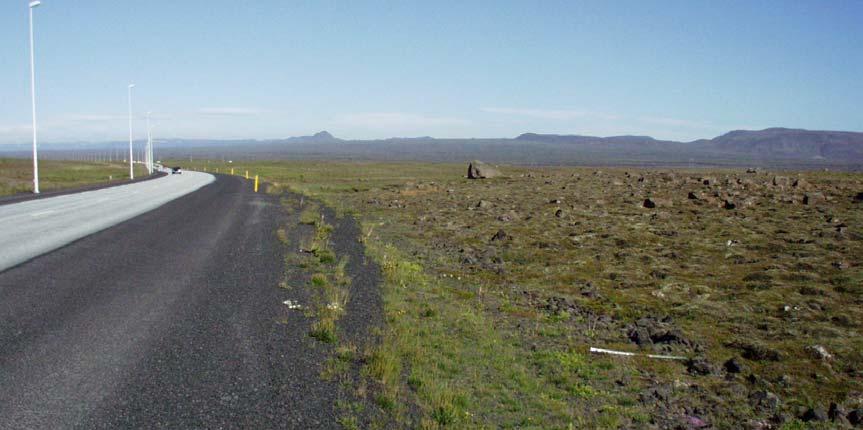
[0,0,861,144]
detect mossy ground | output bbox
[180,160,863,429]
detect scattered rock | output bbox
[848,409,863,425]
[629,327,653,346]
[687,191,699,200]
[554,209,564,218]
[801,407,828,422]
[643,198,657,209]
[731,341,782,361]
[476,200,491,208]
[467,160,502,179]
[773,176,791,187]
[724,357,746,374]
[490,229,511,242]
[806,345,833,361]
[792,178,808,188]
[639,385,671,405]
[686,358,717,375]
[832,261,849,270]
[750,390,781,410]
[686,415,709,428]
[724,199,737,210]
[627,317,693,348]
[803,192,825,205]
[579,283,599,298]
[549,198,562,204]
[855,192,863,202]
[829,403,849,423]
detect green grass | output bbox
[0,158,148,196]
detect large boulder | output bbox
[467,160,502,179]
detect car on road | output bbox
[171,167,182,174]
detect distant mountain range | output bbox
[2,128,862,169]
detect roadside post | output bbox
[254,175,259,193]
[245,170,249,179]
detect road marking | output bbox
[31,210,55,217]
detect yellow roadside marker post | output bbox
[254,175,259,193]
[245,170,249,179]
[231,168,234,175]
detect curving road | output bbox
[0,174,346,429]
[0,171,214,272]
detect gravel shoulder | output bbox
[0,174,380,429]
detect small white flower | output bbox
[283,300,303,310]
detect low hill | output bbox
[704,128,863,159]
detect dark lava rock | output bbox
[627,317,692,348]
[801,407,828,422]
[554,209,564,218]
[732,341,783,362]
[848,409,863,425]
[803,192,825,205]
[686,358,716,375]
[629,327,653,346]
[855,192,863,202]
[724,199,737,210]
[643,198,657,209]
[490,229,511,242]
[724,357,745,373]
[467,160,502,179]
[544,296,582,315]
[829,402,848,422]
[750,390,781,410]
[687,191,699,200]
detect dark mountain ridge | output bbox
[2,128,861,170]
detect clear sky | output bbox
[0,0,861,144]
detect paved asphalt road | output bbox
[0,174,341,429]
[0,171,214,272]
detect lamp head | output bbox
[29,1,41,8]
[129,84,136,88]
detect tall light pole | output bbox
[28,1,42,194]
[127,83,135,179]
[145,111,152,174]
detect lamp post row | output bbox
[28,1,154,193]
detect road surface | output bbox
[0,171,214,272]
[0,174,344,429]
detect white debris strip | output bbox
[283,300,303,310]
[589,347,687,361]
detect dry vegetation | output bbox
[189,160,863,429]
[0,158,145,197]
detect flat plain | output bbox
[197,160,861,429]
[0,158,144,197]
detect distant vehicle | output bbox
[171,167,182,174]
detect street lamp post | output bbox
[127,83,135,179]
[146,112,152,174]
[28,0,42,194]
